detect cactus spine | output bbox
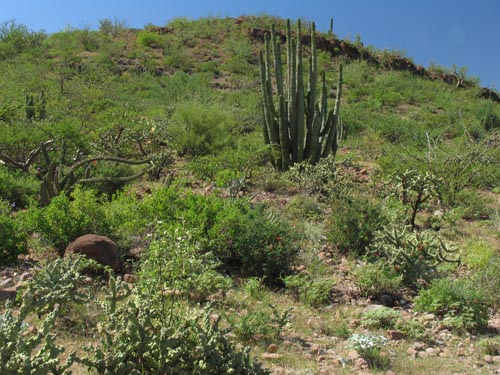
[260,19,342,171]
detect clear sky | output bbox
[1,0,498,89]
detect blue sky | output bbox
[1,0,498,88]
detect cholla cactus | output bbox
[370,225,459,287]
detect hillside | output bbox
[0,16,499,374]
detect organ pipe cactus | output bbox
[260,19,343,171]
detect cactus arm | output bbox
[295,20,305,163]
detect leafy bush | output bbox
[414,277,488,330]
[473,256,500,308]
[352,261,403,299]
[136,30,161,48]
[229,304,291,344]
[0,166,38,208]
[169,101,234,156]
[463,239,496,270]
[143,190,298,282]
[369,225,459,287]
[0,200,27,266]
[206,200,298,283]
[477,336,500,355]
[328,196,387,255]
[138,227,232,303]
[283,274,335,308]
[360,306,402,329]
[24,187,112,253]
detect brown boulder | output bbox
[65,234,121,272]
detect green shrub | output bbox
[138,227,232,304]
[0,201,27,266]
[352,261,403,298]
[463,239,496,270]
[473,256,500,308]
[136,30,161,48]
[414,277,488,330]
[229,304,291,344]
[328,196,387,255]
[169,101,234,156]
[360,306,402,329]
[283,274,335,308]
[206,200,298,283]
[24,187,111,253]
[477,336,500,355]
[0,166,38,208]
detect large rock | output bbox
[65,234,121,271]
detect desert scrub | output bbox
[328,196,387,256]
[414,277,488,330]
[283,274,335,308]
[137,227,232,304]
[228,303,291,344]
[360,306,402,329]
[0,200,27,266]
[352,261,403,299]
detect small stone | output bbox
[484,355,493,364]
[425,347,437,357]
[0,278,14,289]
[411,342,426,351]
[317,252,327,260]
[261,352,282,360]
[19,272,32,282]
[422,313,436,321]
[386,329,405,340]
[123,274,136,283]
[316,355,326,362]
[493,355,500,363]
[456,348,466,357]
[267,344,278,353]
[354,357,368,370]
[417,351,429,359]
[407,347,418,357]
[317,348,327,356]
[309,344,321,354]
[348,349,360,360]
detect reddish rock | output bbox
[267,343,278,353]
[123,274,136,283]
[386,329,405,340]
[65,234,121,271]
[261,352,282,360]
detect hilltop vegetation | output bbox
[0,16,499,374]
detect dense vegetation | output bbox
[0,16,499,374]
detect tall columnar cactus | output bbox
[260,19,342,171]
